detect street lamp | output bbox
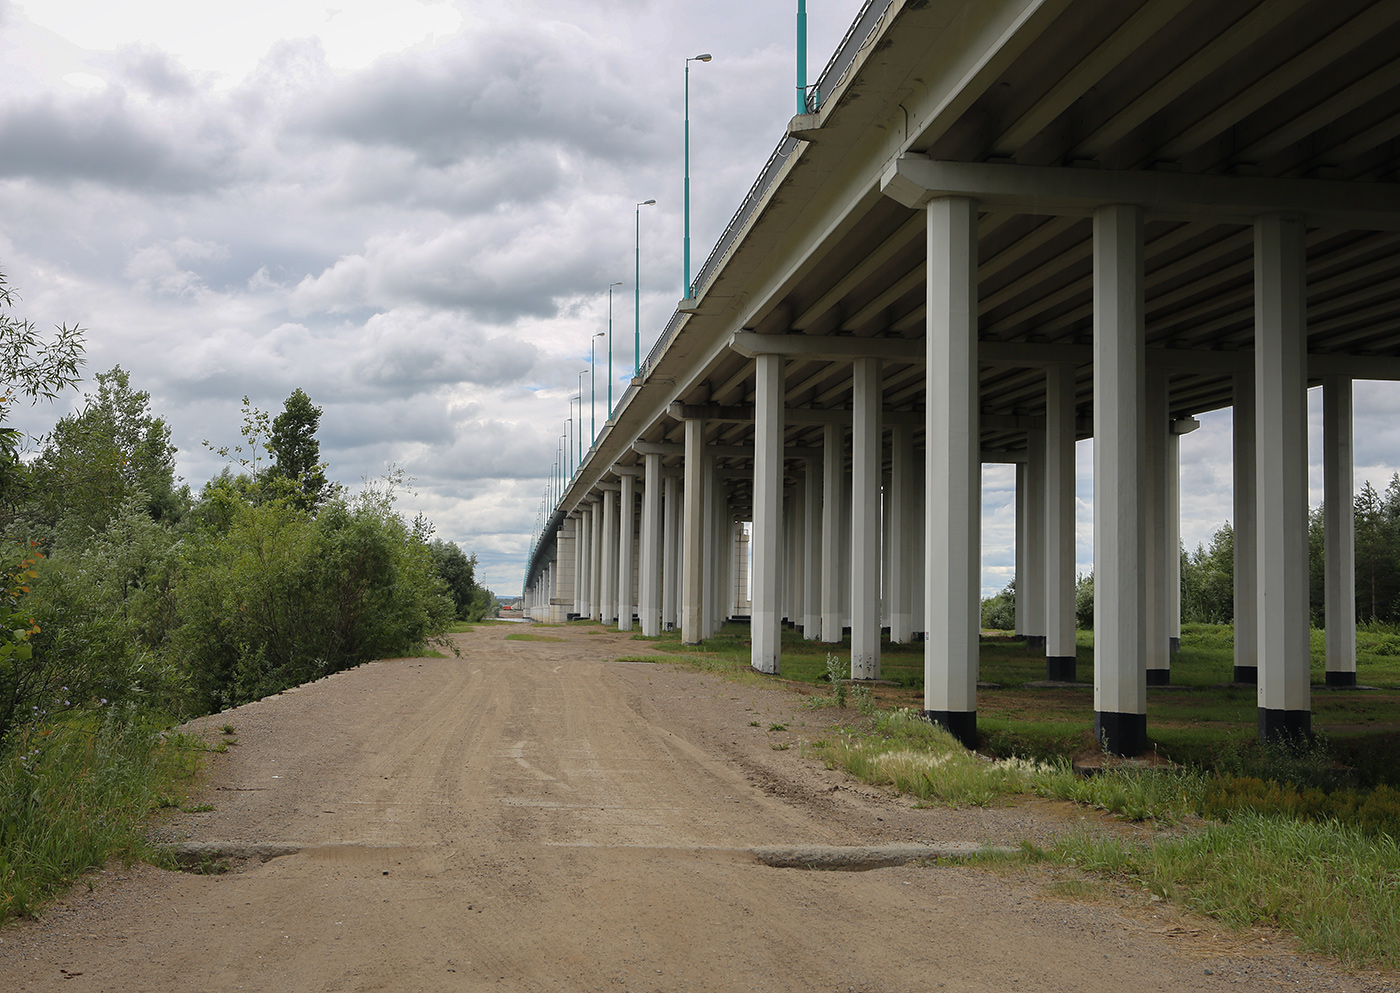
[575,377,585,464]
[606,280,623,417]
[565,416,573,479]
[796,1,808,115]
[590,331,605,445]
[635,199,655,377]
[684,53,712,301]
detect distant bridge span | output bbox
[524,0,1400,755]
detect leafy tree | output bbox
[1181,522,1234,624]
[267,388,331,511]
[428,539,496,621]
[0,269,84,514]
[980,580,1016,631]
[28,367,183,545]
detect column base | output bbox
[1146,669,1171,686]
[1023,634,1046,651]
[1095,711,1147,757]
[1258,708,1311,742]
[1169,636,1181,654]
[1233,665,1258,684]
[1325,670,1357,687]
[1045,656,1077,682]
[924,710,977,750]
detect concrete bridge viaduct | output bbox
[523,0,1400,756]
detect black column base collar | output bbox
[924,710,977,750]
[1023,634,1046,651]
[1233,665,1259,684]
[1146,669,1171,686]
[1045,656,1077,682]
[1095,711,1147,757]
[1258,708,1312,742]
[1169,637,1181,654]
[1325,670,1357,687]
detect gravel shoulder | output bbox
[0,622,1392,992]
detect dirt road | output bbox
[0,624,1388,991]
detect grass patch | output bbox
[0,714,205,923]
[1046,815,1400,969]
[505,633,566,643]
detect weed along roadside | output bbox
[629,618,1400,971]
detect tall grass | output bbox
[1050,814,1400,968]
[0,712,203,922]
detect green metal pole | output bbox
[635,199,654,377]
[684,60,691,299]
[797,0,807,114]
[683,55,710,300]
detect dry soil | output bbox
[0,622,1393,992]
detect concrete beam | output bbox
[730,331,924,364]
[882,157,1400,230]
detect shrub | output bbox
[172,491,453,712]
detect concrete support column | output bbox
[1145,367,1171,684]
[704,465,721,636]
[601,486,619,626]
[618,472,636,631]
[1324,375,1357,686]
[1093,202,1148,757]
[578,505,592,618]
[1255,213,1311,741]
[924,195,980,749]
[1233,372,1258,682]
[590,497,604,621]
[640,454,663,635]
[803,456,822,638]
[1014,462,1028,637]
[789,478,805,629]
[1168,429,1183,653]
[851,357,883,679]
[1045,364,1078,680]
[889,424,915,643]
[751,352,785,673]
[682,419,705,643]
[1025,425,1047,649]
[663,474,681,631]
[840,466,853,631]
[821,422,845,643]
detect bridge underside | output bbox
[524,0,1400,755]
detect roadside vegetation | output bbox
[636,617,1400,968]
[0,269,494,923]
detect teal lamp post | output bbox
[797,1,808,114]
[684,53,712,300]
[606,280,623,416]
[590,331,604,445]
[574,380,584,464]
[634,199,655,376]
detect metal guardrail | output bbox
[529,0,899,585]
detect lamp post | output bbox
[606,280,623,417]
[635,199,655,376]
[575,377,585,464]
[796,1,808,114]
[684,53,712,300]
[565,416,573,479]
[590,331,604,446]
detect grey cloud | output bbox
[300,24,667,169]
[0,88,237,193]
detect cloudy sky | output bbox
[1,0,1396,599]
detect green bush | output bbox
[172,490,453,712]
[980,582,1016,631]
